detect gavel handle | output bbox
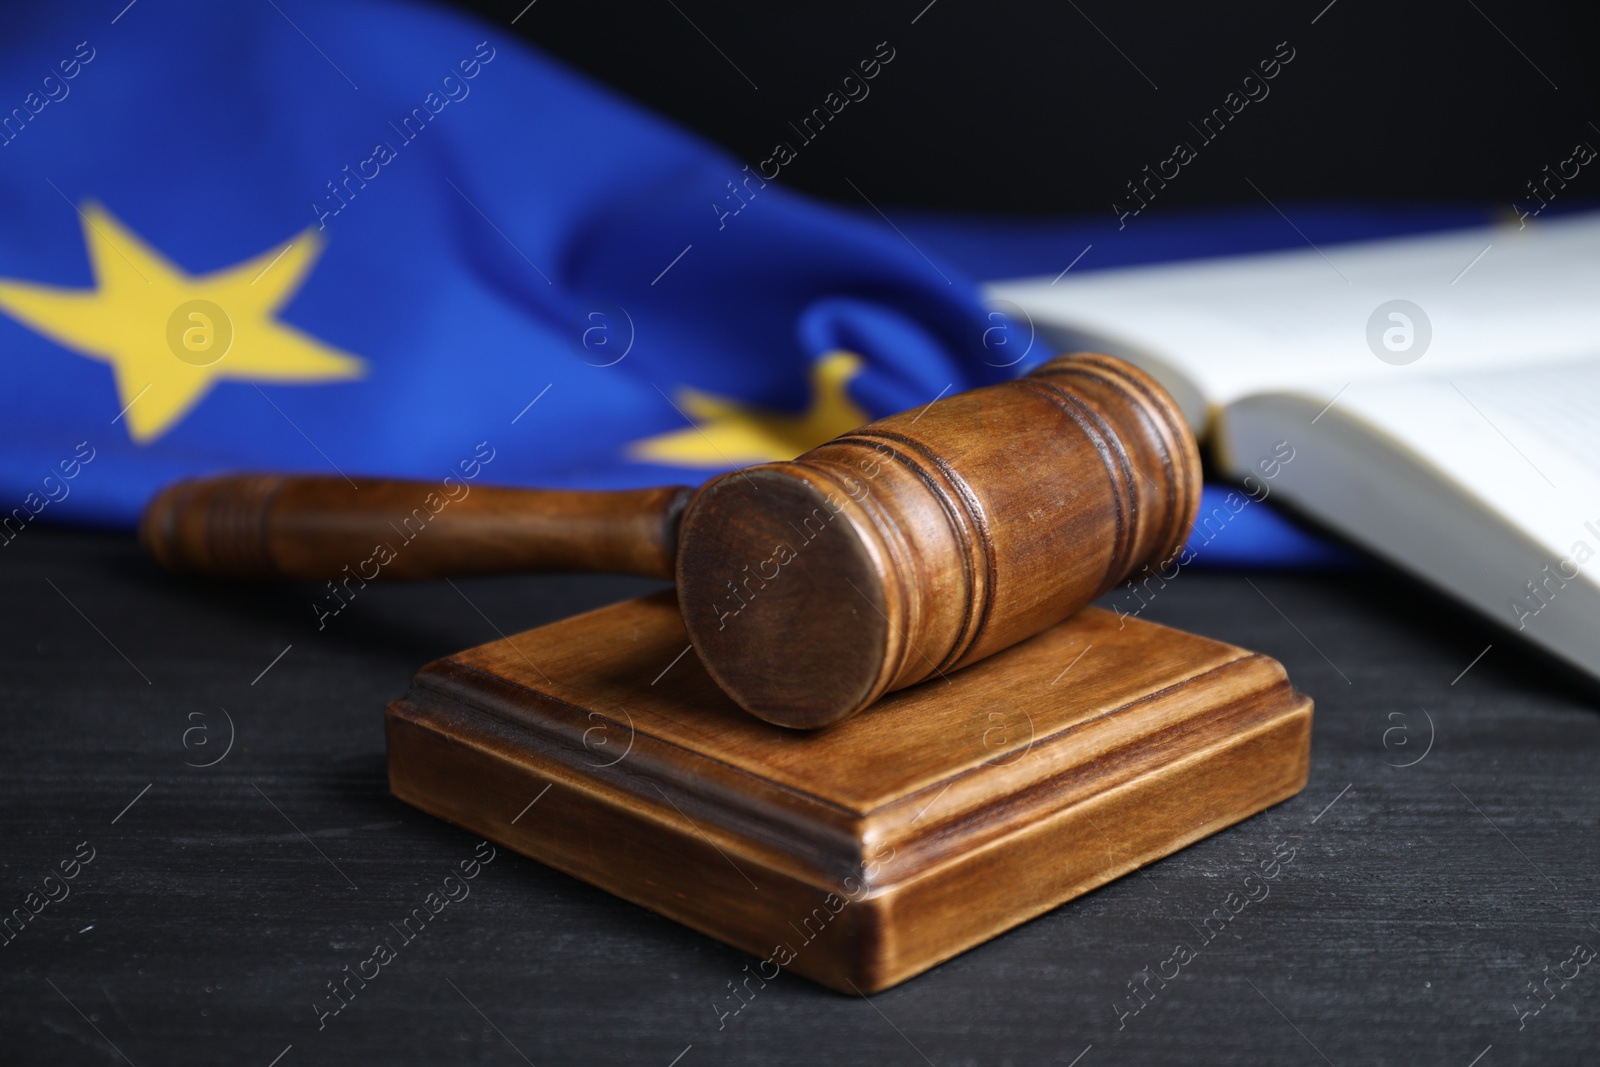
[139,474,693,581]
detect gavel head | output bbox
[676,352,1201,729]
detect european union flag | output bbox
[0,0,1011,529]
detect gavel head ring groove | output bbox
[675,352,1203,729]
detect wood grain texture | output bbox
[386,591,1309,992]
[10,528,1600,1066]
[675,352,1202,727]
[139,474,692,581]
[139,353,1199,730]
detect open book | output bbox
[988,213,1600,682]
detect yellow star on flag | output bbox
[0,203,363,443]
[629,350,871,467]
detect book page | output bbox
[987,213,1600,433]
[1457,362,1600,481]
[1216,361,1600,677]
[1234,363,1600,553]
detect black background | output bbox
[455,0,1597,214]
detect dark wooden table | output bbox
[4,527,1597,1065]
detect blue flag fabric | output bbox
[0,0,1453,568]
[0,0,1008,530]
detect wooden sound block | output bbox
[386,591,1311,993]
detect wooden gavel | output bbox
[143,353,1200,727]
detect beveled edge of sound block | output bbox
[386,594,1312,992]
